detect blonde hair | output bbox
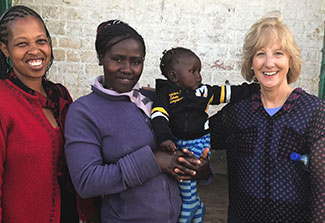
[241,12,302,84]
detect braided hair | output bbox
[0,5,54,78]
[160,47,195,79]
[95,20,146,61]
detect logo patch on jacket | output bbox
[169,91,183,104]
[195,85,208,98]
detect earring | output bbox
[5,57,13,73]
[6,57,12,67]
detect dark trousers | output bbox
[228,209,247,223]
[58,175,79,223]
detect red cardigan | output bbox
[0,79,69,222]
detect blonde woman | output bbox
[210,13,325,223]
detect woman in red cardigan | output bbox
[0,5,96,223]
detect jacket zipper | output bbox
[183,89,189,138]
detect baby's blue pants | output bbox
[175,134,211,223]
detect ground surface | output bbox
[198,158,229,223]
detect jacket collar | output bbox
[251,88,304,114]
[92,75,153,117]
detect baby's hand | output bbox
[160,140,176,153]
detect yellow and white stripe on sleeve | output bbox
[219,85,231,103]
[151,107,169,121]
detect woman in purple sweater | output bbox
[64,20,211,223]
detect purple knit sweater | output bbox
[64,77,181,223]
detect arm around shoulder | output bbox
[229,82,259,103]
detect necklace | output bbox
[260,88,293,108]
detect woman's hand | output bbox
[175,148,210,181]
[154,149,197,182]
[160,140,177,153]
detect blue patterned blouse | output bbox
[210,88,325,223]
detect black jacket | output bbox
[151,79,259,144]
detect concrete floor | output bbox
[198,159,229,223]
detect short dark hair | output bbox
[160,47,195,78]
[95,20,146,61]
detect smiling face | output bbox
[170,53,202,90]
[100,38,144,93]
[0,15,51,83]
[252,41,290,91]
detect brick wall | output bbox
[13,0,325,114]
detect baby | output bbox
[151,47,258,223]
